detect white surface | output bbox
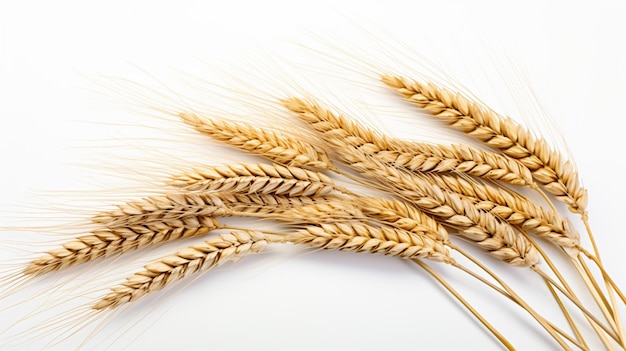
[1,1,625,350]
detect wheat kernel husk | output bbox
[382,75,588,213]
[179,112,333,169]
[93,230,274,310]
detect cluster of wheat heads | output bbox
[2,72,624,350]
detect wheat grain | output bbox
[289,222,454,263]
[179,112,334,169]
[215,192,345,214]
[348,151,537,265]
[25,192,231,275]
[92,192,232,227]
[24,217,221,276]
[169,163,344,196]
[282,97,533,187]
[354,196,449,242]
[283,96,537,266]
[386,141,533,186]
[278,201,363,222]
[426,173,580,253]
[93,230,275,310]
[381,75,588,213]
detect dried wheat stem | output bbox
[532,265,621,345]
[381,74,588,214]
[524,233,620,348]
[179,112,334,170]
[580,250,626,305]
[169,162,347,196]
[356,197,567,340]
[24,217,221,276]
[354,196,573,342]
[545,281,590,350]
[576,257,625,344]
[93,230,277,310]
[293,220,573,349]
[448,245,576,351]
[413,259,515,351]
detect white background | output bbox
[1,1,626,350]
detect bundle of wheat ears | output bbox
[2,68,624,350]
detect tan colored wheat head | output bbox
[381,75,588,214]
[282,96,538,266]
[179,112,334,170]
[94,230,277,310]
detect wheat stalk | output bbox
[179,112,334,170]
[25,192,346,276]
[381,75,588,214]
[169,162,345,196]
[93,230,276,310]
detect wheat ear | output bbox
[179,112,334,170]
[169,162,346,196]
[25,192,230,275]
[24,217,221,276]
[281,97,534,188]
[426,173,580,253]
[283,96,537,266]
[215,192,342,207]
[93,230,276,310]
[353,196,449,242]
[289,222,454,263]
[383,140,534,187]
[381,74,588,214]
[337,147,535,266]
